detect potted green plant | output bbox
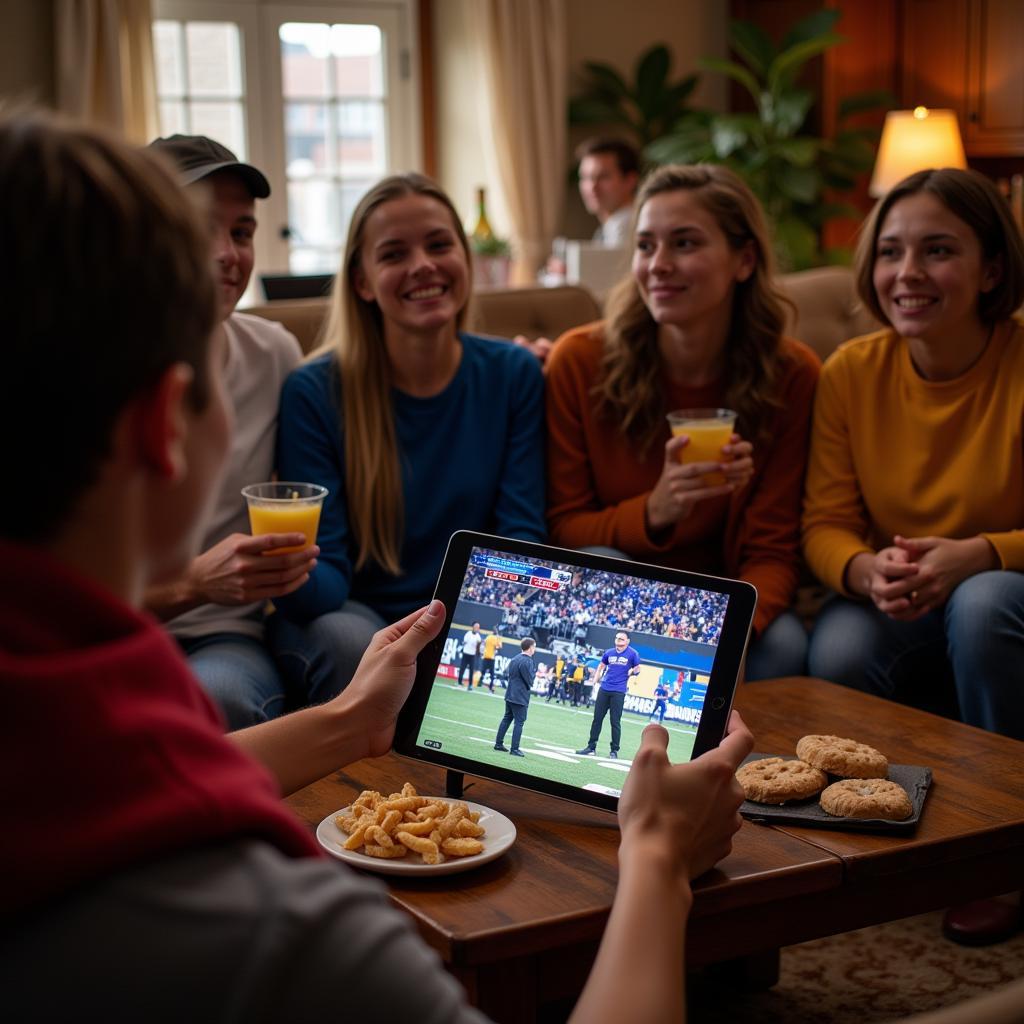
[468,186,513,287]
[568,44,704,152]
[471,234,513,288]
[647,10,892,270]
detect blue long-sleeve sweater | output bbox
[274,333,546,623]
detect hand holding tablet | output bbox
[394,532,757,813]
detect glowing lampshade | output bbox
[869,107,967,197]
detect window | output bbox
[279,21,389,272]
[153,0,420,287]
[154,19,247,157]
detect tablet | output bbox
[393,532,756,813]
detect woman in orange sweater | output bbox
[546,164,821,679]
[803,168,1024,740]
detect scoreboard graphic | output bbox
[471,552,574,592]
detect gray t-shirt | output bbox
[3,839,489,1024]
[168,312,302,641]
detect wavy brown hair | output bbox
[855,166,1024,326]
[597,163,790,451]
[323,173,472,576]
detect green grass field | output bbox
[417,678,698,796]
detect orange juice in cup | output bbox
[666,409,737,486]
[241,482,328,554]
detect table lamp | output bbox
[869,107,967,197]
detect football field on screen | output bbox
[418,678,699,793]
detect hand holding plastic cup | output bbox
[241,482,328,554]
[666,409,737,486]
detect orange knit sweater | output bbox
[545,323,821,635]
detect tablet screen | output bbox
[401,537,752,807]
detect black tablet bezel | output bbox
[393,531,757,813]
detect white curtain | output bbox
[55,0,158,143]
[471,0,567,284]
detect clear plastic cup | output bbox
[241,482,328,554]
[666,408,738,485]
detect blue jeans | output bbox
[807,571,1024,740]
[266,600,387,709]
[582,546,809,682]
[745,610,809,681]
[179,632,286,732]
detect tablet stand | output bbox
[445,770,465,799]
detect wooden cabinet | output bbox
[733,0,1024,157]
[966,0,1024,155]
[900,0,1024,156]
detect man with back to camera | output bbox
[494,637,536,756]
[577,631,641,759]
[143,135,348,730]
[1,108,757,1024]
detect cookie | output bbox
[796,734,888,779]
[736,757,827,805]
[819,778,913,820]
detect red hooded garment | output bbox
[1,540,321,915]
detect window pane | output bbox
[280,23,329,98]
[336,101,386,175]
[287,180,344,248]
[154,21,184,96]
[186,22,243,97]
[158,100,187,136]
[290,247,340,275]
[189,101,246,157]
[332,24,384,98]
[285,102,331,176]
[339,179,376,224]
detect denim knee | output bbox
[945,571,1024,661]
[807,598,884,689]
[267,601,387,707]
[745,610,808,681]
[182,634,286,731]
[945,571,1024,738]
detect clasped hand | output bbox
[863,535,995,621]
[645,432,754,533]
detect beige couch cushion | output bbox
[468,284,600,341]
[778,266,880,362]
[245,269,876,363]
[246,285,602,356]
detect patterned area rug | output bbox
[689,910,1024,1023]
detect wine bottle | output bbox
[471,186,494,244]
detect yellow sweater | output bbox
[803,318,1024,594]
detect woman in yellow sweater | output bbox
[803,168,1024,740]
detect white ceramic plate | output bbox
[316,797,517,876]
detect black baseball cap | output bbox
[148,134,271,198]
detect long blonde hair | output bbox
[598,163,790,451]
[323,173,472,575]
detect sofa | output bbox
[246,284,604,356]
[246,267,878,364]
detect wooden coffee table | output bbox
[285,678,1024,1023]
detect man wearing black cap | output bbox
[143,135,317,731]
